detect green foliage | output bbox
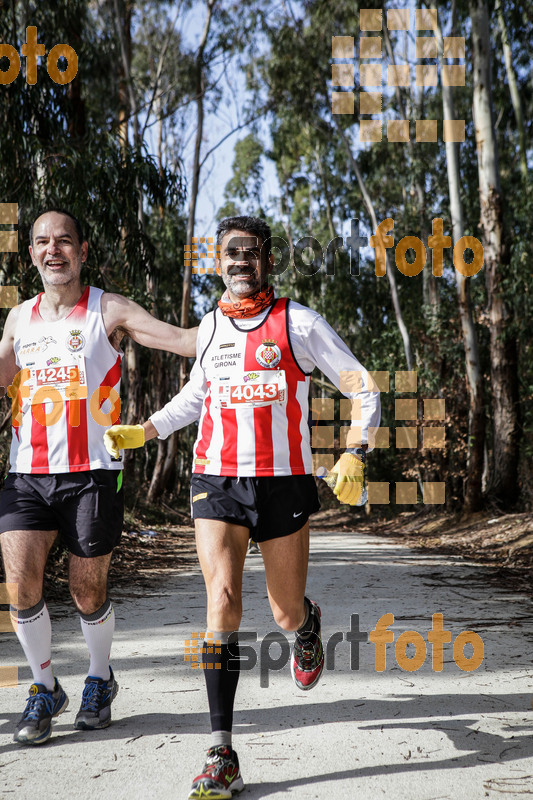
[0,1,186,301]
[223,133,264,208]
[0,0,190,488]
[1,0,531,511]
[220,0,533,510]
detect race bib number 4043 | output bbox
[215,370,287,408]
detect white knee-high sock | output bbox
[79,600,114,680]
[10,599,55,690]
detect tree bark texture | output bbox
[470,0,520,505]
[434,4,485,510]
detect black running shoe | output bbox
[188,745,244,799]
[14,679,69,745]
[74,668,118,730]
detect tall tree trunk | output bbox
[315,147,335,323]
[113,0,144,241]
[152,0,217,500]
[494,0,528,180]
[382,15,439,320]
[114,0,133,154]
[146,58,172,502]
[470,0,519,505]
[123,337,141,422]
[147,347,169,502]
[113,0,143,473]
[180,0,217,357]
[337,125,414,371]
[434,4,485,511]
[66,11,85,141]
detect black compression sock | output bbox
[202,634,240,733]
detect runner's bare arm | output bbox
[101,293,198,357]
[0,307,21,396]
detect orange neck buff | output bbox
[217,286,275,319]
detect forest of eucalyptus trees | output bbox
[0,0,531,514]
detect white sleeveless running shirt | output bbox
[193,298,312,476]
[10,286,123,474]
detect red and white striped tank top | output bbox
[10,286,123,474]
[193,298,312,477]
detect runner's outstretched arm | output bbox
[104,356,207,458]
[101,293,198,357]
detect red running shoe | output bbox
[188,745,244,799]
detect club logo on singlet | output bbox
[255,339,281,369]
[66,329,86,352]
[20,337,57,357]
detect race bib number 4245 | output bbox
[36,365,80,386]
[28,354,87,399]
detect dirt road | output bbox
[1,527,532,799]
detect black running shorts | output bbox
[190,474,320,542]
[0,470,124,558]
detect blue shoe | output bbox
[74,668,118,730]
[14,679,69,744]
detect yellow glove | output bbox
[331,452,365,505]
[104,424,145,458]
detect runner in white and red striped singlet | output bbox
[104,216,381,800]
[192,297,311,476]
[11,285,123,474]
[0,209,197,745]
